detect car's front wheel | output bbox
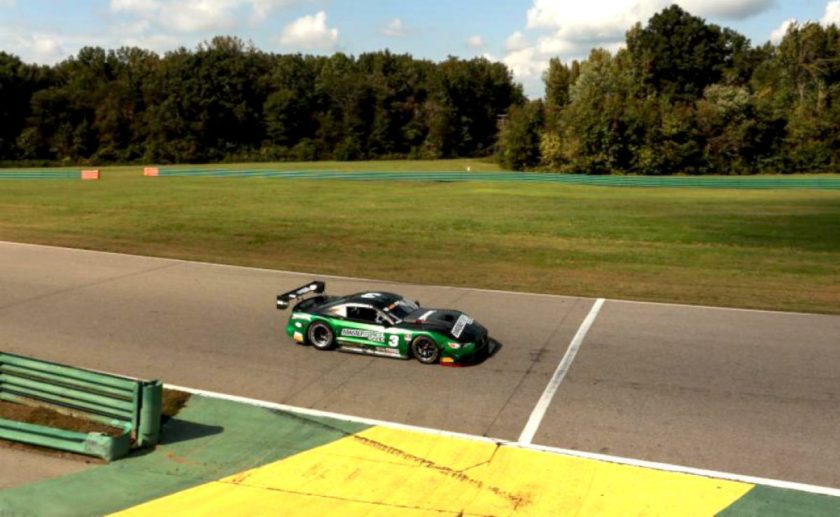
[307,321,335,350]
[411,336,440,364]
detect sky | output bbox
[1,0,839,98]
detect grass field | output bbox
[1,159,839,314]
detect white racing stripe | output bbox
[518,298,605,445]
[166,382,840,498]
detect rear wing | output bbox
[276,281,325,310]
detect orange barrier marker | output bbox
[81,170,100,181]
[143,167,160,177]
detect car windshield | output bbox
[386,298,419,321]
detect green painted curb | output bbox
[719,485,840,516]
[0,395,369,516]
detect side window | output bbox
[347,306,378,323]
[327,305,347,318]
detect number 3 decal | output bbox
[388,335,399,347]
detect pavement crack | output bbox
[458,442,503,474]
[0,262,182,313]
[215,481,489,515]
[276,411,530,511]
[284,356,375,407]
[482,299,581,436]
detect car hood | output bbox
[398,309,486,342]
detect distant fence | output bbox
[0,170,79,180]
[154,169,840,190]
[3,167,840,189]
[0,352,162,460]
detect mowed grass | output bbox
[1,159,839,314]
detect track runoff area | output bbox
[1,242,839,515]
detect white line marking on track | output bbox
[518,298,605,445]
[167,383,840,498]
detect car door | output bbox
[341,305,388,348]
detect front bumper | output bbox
[442,331,492,365]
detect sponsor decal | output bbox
[451,314,474,339]
[341,328,385,343]
[361,293,382,299]
[388,335,400,347]
[292,313,312,321]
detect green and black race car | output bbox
[276,281,492,365]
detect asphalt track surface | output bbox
[1,241,838,490]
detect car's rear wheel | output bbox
[307,321,335,350]
[411,336,440,364]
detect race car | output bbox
[276,281,492,365]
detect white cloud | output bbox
[25,35,65,62]
[823,1,840,25]
[162,1,238,32]
[109,0,299,32]
[467,35,484,48]
[503,46,546,78]
[279,11,339,50]
[380,18,409,38]
[770,18,795,43]
[0,27,71,64]
[110,0,160,14]
[250,0,297,21]
[680,0,776,21]
[0,0,16,7]
[504,31,529,52]
[509,0,777,98]
[120,33,181,53]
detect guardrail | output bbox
[0,352,162,461]
[152,169,840,190]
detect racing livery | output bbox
[276,281,492,365]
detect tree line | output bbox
[1,5,838,173]
[499,5,840,174]
[0,40,522,165]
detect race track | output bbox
[1,241,838,488]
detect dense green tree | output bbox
[2,5,838,174]
[497,5,840,175]
[626,5,729,100]
[0,53,52,160]
[543,58,573,110]
[498,100,544,170]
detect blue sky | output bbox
[1,0,838,97]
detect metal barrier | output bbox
[0,352,162,460]
[155,169,840,190]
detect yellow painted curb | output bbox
[114,427,753,516]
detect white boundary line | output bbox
[166,384,500,444]
[3,240,831,317]
[518,298,605,444]
[167,383,840,498]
